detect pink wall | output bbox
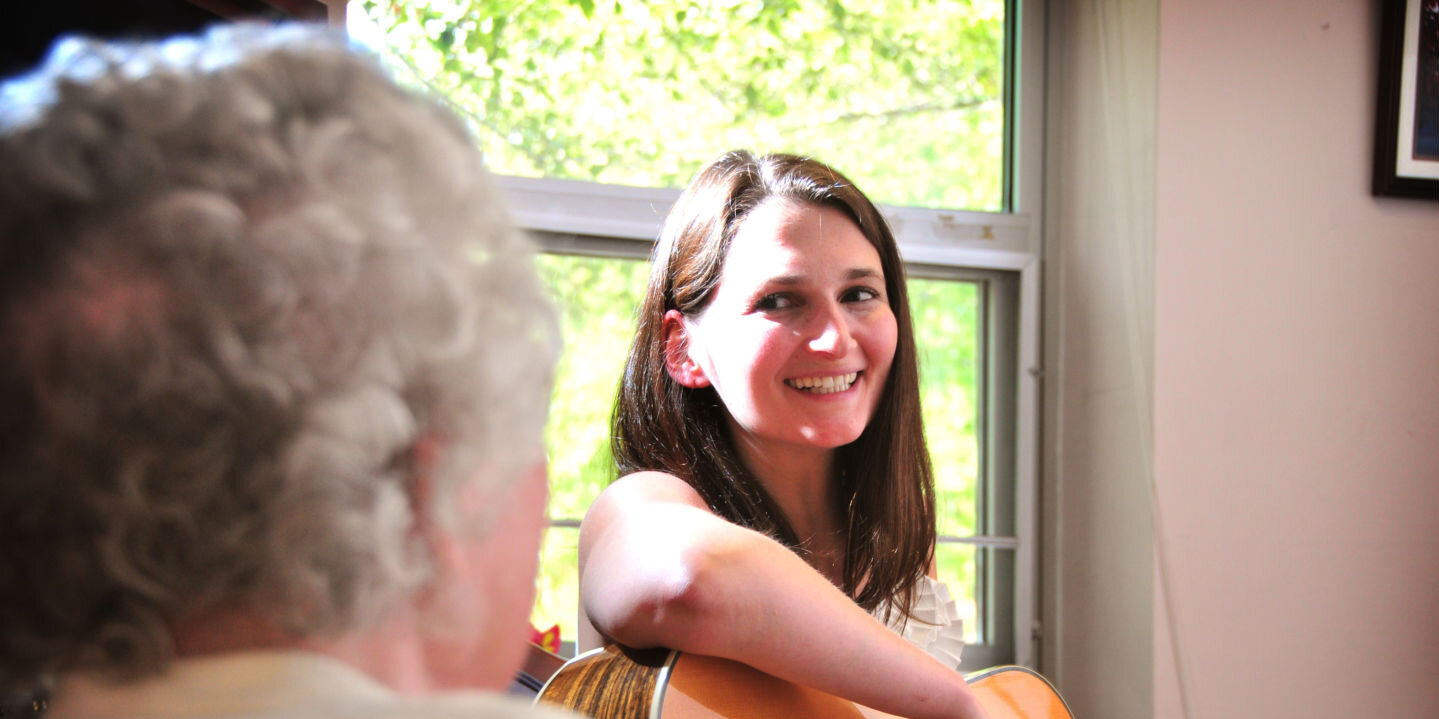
[1155,1,1439,717]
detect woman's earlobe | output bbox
[662,310,711,388]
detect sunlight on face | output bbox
[683,201,898,461]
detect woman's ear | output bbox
[662,309,711,388]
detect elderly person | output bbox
[0,23,571,718]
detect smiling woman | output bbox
[605,154,932,603]
[573,151,987,719]
[526,236,988,664]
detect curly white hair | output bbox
[0,23,558,687]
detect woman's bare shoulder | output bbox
[593,470,708,510]
[580,472,713,552]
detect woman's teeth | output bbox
[786,372,859,394]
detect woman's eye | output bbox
[755,293,796,310]
[843,286,882,303]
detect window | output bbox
[349,0,1043,668]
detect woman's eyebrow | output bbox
[749,265,883,290]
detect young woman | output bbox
[578,151,988,719]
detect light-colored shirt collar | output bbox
[47,649,570,719]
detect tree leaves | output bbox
[355,0,1005,210]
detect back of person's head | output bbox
[0,23,558,689]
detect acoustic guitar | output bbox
[534,643,1073,719]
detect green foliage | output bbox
[910,277,979,539]
[355,0,1005,210]
[913,277,982,643]
[535,253,647,519]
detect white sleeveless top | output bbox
[873,575,966,669]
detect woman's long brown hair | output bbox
[611,151,935,618]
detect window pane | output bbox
[536,253,646,519]
[532,252,646,645]
[350,0,1006,211]
[912,275,983,648]
[911,276,981,539]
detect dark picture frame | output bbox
[1373,0,1439,199]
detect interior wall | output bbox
[1153,2,1439,719]
[1041,2,1157,719]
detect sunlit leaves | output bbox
[355,0,1005,210]
[530,254,646,639]
[911,277,979,539]
[535,254,646,519]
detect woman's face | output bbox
[669,200,898,456]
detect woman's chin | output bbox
[794,424,867,449]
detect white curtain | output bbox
[1041,1,1184,718]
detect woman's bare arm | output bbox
[578,471,987,719]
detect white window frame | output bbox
[495,0,1045,668]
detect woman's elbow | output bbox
[583,538,736,651]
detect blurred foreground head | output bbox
[0,23,558,693]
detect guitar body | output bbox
[961,666,1075,719]
[536,644,1073,719]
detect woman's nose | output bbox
[807,304,855,357]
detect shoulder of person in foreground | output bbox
[296,691,581,719]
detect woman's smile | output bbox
[785,371,861,394]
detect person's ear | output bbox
[662,309,711,388]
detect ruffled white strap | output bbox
[874,576,966,669]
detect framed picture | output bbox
[1373,0,1439,199]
